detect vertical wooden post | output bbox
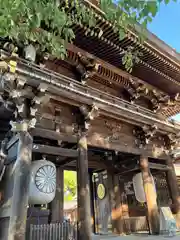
[89,171,96,233]
[140,156,159,235]
[77,132,92,240]
[107,172,114,233]
[166,157,180,224]
[50,167,64,223]
[8,132,33,240]
[119,178,130,233]
[111,175,123,235]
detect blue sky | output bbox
[148,1,180,53]
[147,1,180,120]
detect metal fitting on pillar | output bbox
[10,118,37,132]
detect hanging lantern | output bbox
[24,44,36,62]
[133,172,156,203]
[174,164,180,176]
[28,160,56,204]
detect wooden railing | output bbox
[27,217,149,239]
[28,222,77,240]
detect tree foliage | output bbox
[0,0,176,71]
[64,170,77,202]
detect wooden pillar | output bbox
[107,172,114,233]
[8,132,33,240]
[111,175,123,235]
[50,167,64,223]
[89,171,96,233]
[77,132,92,240]
[166,157,180,223]
[140,156,159,235]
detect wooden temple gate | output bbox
[1,1,180,240]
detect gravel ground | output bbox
[92,233,180,240]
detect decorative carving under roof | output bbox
[165,133,180,151]
[133,124,158,148]
[124,78,149,103]
[156,132,180,154]
[150,91,180,113]
[79,104,99,121]
[75,52,100,84]
[104,120,122,142]
[124,77,180,115]
[79,103,99,130]
[105,120,122,132]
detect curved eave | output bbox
[85,0,180,69]
[162,107,180,119]
[71,1,180,102]
[133,24,180,67]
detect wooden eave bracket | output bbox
[79,104,99,121]
[75,52,100,84]
[133,124,158,148]
[79,103,99,130]
[124,78,149,103]
[166,133,180,151]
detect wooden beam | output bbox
[67,159,107,172]
[31,129,168,160]
[50,81,179,135]
[117,165,139,176]
[57,158,76,166]
[87,136,168,160]
[149,162,169,171]
[31,128,77,143]
[62,166,77,171]
[32,144,78,158]
[31,127,168,160]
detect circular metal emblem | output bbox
[35,165,56,194]
[97,184,106,200]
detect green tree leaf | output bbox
[64,171,77,202]
[0,0,174,72]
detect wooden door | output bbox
[93,171,112,234]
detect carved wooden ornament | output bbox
[105,120,122,141]
[133,124,158,148]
